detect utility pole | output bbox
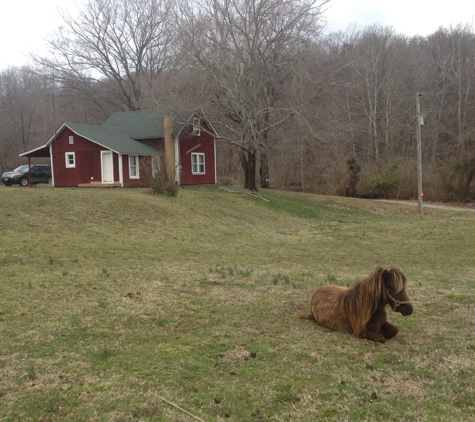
[416,92,423,213]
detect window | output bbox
[69,136,74,145]
[65,152,76,168]
[191,153,205,174]
[192,118,200,136]
[129,155,139,179]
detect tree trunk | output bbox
[260,151,270,189]
[239,149,258,191]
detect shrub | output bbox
[346,157,361,197]
[148,155,178,197]
[368,164,400,199]
[436,156,475,202]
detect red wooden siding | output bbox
[51,128,104,187]
[138,138,164,150]
[48,116,216,188]
[122,155,151,187]
[178,121,216,185]
[51,128,122,187]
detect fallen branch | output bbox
[330,174,349,196]
[442,357,470,367]
[153,393,207,422]
[220,180,270,202]
[134,362,163,374]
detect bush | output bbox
[367,164,400,199]
[436,156,475,202]
[345,157,361,197]
[148,155,178,197]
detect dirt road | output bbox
[377,200,475,212]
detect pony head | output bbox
[381,268,413,316]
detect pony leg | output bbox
[362,311,389,343]
[360,329,388,343]
[380,322,398,339]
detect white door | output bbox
[101,151,113,183]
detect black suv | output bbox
[2,164,52,186]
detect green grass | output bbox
[1,185,474,421]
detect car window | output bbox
[14,165,29,172]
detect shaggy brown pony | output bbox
[294,267,413,343]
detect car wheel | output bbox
[47,177,52,184]
[19,177,29,187]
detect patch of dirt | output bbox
[364,370,431,401]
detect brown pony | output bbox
[294,267,413,343]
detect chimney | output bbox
[163,116,175,177]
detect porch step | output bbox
[78,182,121,188]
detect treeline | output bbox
[1,0,475,201]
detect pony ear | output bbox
[381,269,392,282]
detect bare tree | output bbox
[0,67,54,170]
[34,0,177,113]
[177,0,329,190]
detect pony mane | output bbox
[340,267,407,335]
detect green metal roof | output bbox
[66,122,162,155]
[21,109,203,158]
[102,109,192,139]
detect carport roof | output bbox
[19,144,50,158]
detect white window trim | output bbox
[129,155,140,179]
[65,152,76,168]
[191,153,205,175]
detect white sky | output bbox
[323,0,475,36]
[1,0,474,71]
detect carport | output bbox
[19,144,51,187]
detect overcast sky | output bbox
[1,0,474,71]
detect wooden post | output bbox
[28,156,32,187]
[416,92,423,213]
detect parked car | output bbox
[2,164,52,186]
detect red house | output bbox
[20,110,218,187]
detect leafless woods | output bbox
[1,0,475,200]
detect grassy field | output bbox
[0,185,474,421]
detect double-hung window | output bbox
[191,153,205,174]
[129,155,139,179]
[65,152,75,168]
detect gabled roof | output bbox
[65,122,161,155]
[20,108,216,158]
[102,110,167,139]
[102,109,191,139]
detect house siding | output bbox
[178,121,216,185]
[52,128,121,187]
[122,155,151,187]
[24,111,217,188]
[51,128,101,186]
